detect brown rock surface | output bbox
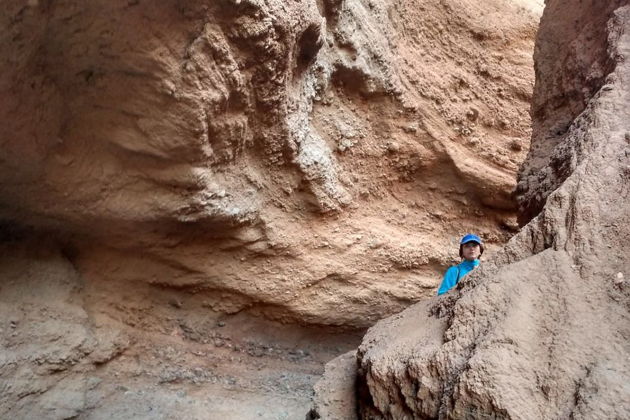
[0,237,365,419]
[0,0,536,328]
[307,351,358,420]
[0,0,540,418]
[518,0,630,224]
[353,2,630,419]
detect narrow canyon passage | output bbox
[0,0,580,419]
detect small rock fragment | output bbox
[168,299,183,309]
[466,107,479,121]
[509,139,523,151]
[615,272,624,285]
[387,142,400,153]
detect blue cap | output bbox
[460,234,482,245]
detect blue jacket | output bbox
[437,259,480,295]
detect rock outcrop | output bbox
[351,1,630,419]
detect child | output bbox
[437,234,484,295]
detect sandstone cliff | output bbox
[1,0,536,328]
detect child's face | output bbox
[462,242,481,260]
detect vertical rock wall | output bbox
[517,0,630,224]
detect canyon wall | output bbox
[0,0,540,418]
[1,0,537,327]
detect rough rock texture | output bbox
[0,0,537,329]
[0,240,108,419]
[0,0,541,418]
[0,236,364,419]
[518,0,630,224]
[307,351,358,420]
[353,2,630,419]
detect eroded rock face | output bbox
[353,2,630,419]
[307,350,358,420]
[0,0,540,417]
[0,0,537,328]
[0,241,109,419]
[517,0,630,224]
[0,237,364,419]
